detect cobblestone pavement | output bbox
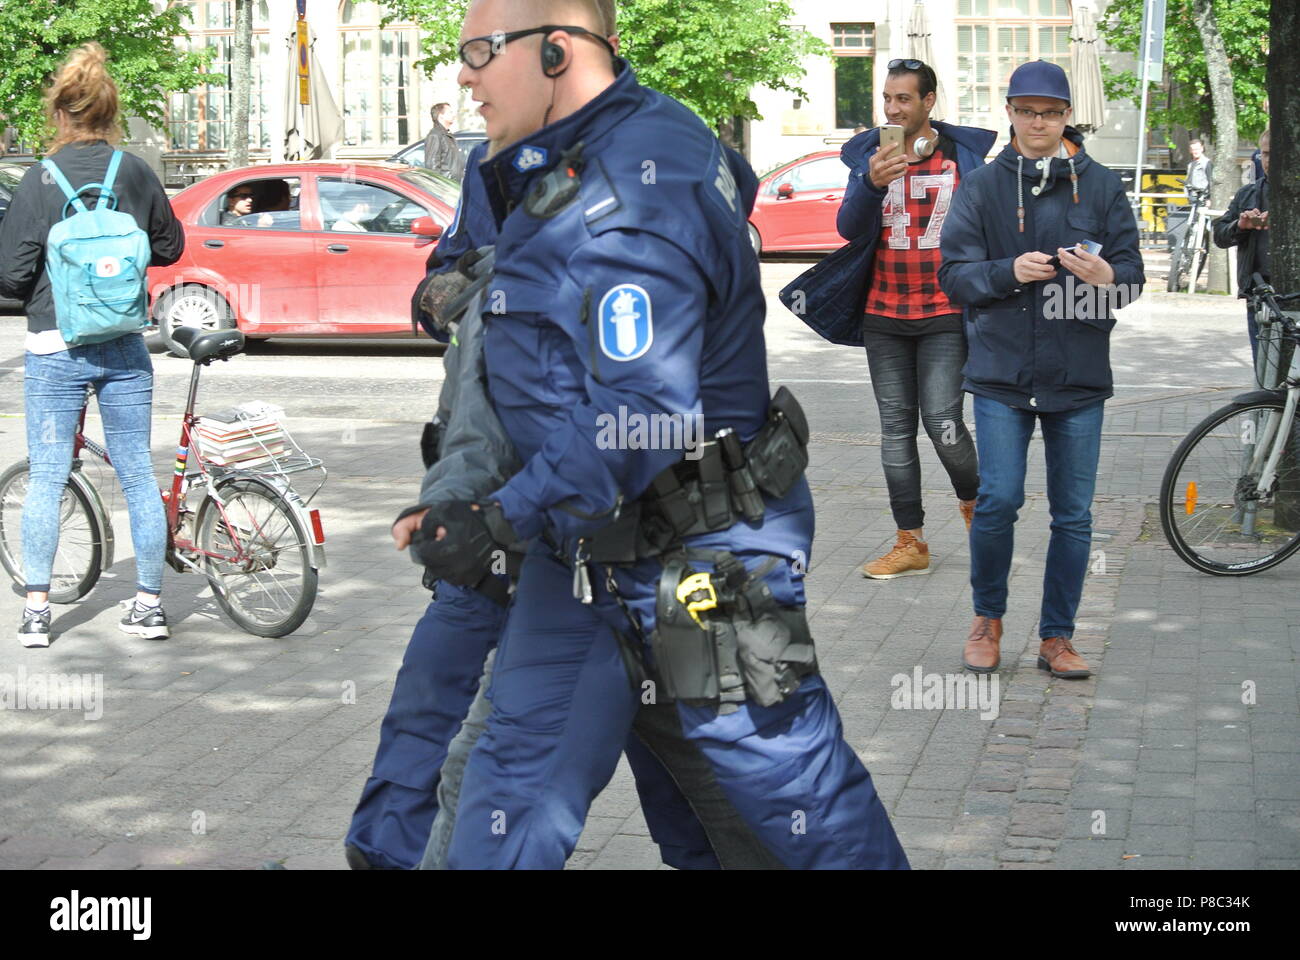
[1,262,1296,870]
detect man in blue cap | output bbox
[938,59,1144,679]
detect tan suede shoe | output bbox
[1038,637,1092,678]
[861,530,931,579]
[962,615,1002,673]
[959,498,976,531]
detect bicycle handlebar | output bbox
[1249,273,1300,328]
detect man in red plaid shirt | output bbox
[836,60,995,579]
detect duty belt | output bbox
[586,386,810,564]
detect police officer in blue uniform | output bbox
[356,137,786,869]
[400,0,909,870]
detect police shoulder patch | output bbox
[598,284,653,362]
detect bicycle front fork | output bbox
[1237,392,1299,536]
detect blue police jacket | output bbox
[778,120,996,347]
[474,60,771,546]
[938,127,1145,412]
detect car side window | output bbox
[318,178,430,234]
[206,178,302,229]
[789,157,849,193]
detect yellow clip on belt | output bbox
[676,572,718,627]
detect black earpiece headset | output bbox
[538,25,617,78]
[541,34,566,77]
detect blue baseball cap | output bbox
[1005,60,1071,104]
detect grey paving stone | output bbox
[1191,841,1257,870]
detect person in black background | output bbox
[1213,128,1271,365]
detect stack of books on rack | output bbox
[194,403,287,467]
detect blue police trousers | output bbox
[446,542,910,870]
[347,581,737,870]
[346,583,503,870]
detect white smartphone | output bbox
[879,124,904,154]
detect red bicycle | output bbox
[0,327,327,637]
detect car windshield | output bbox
[0,170,19,199]
[758,153,830,183]
[400,168,460,207]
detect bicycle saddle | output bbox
[172,326,246,364]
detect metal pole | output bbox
[1132,0,1154,220]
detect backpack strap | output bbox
[98,150,123,209]
[40,157,90,216]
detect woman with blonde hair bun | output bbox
[0,42,186,646]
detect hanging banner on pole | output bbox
[296,19,310,105]
[1138,0,1166,84]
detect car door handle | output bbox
[203,239,224,248]
[820,194,839,201]
[327,243,350,253]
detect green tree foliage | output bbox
[1098,0,1268,141]
[0,0,214,153]
[382,0,828,129]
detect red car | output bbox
[747,150,850,255]
[148,162,456,355]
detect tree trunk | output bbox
[1190,0,1237,295]
[1271,0,1300,527]
[229,0,253,169]
[1271,0,1298,293]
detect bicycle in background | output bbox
[1160,274,1300,575]
[0,326,328,636]
[1166,181,1209,293]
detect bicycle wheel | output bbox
[0,461,104,603]
[1160,400,1300,575]
[1166,242,1189,292]
[195,477,317,637]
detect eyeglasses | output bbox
[1010,106,1068,122]
[458,24,615,69]
[888,59,926,70]
[229,192,254,201]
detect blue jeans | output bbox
[969,394,1104,640]
[863,328,980,529]
[23,334,166,595]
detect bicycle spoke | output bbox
[197,482,314,635]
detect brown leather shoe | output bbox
[962,616,1002,673]
[959,498,976,531]
[1038,637,1092,678]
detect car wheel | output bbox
[748,223,762,258]
[156,284,236,358]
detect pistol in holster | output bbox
[651,552,818,715]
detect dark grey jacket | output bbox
[417,285,521,509]
[1212,176,1269,297]
[423,125,465,182]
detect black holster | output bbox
[746,386,810,500]
[649,553,818,714]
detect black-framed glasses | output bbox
[458,24,615,69]
[888,58,926,70]
[1010,106,1068,122]
[229,191,254,201]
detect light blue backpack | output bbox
[41,150,152,346]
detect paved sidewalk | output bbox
[1,281,1296,870]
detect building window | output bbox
[340,0,423,149]
[167,1,272,153]
[831,22,875,130]
[956,0,1071,130]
